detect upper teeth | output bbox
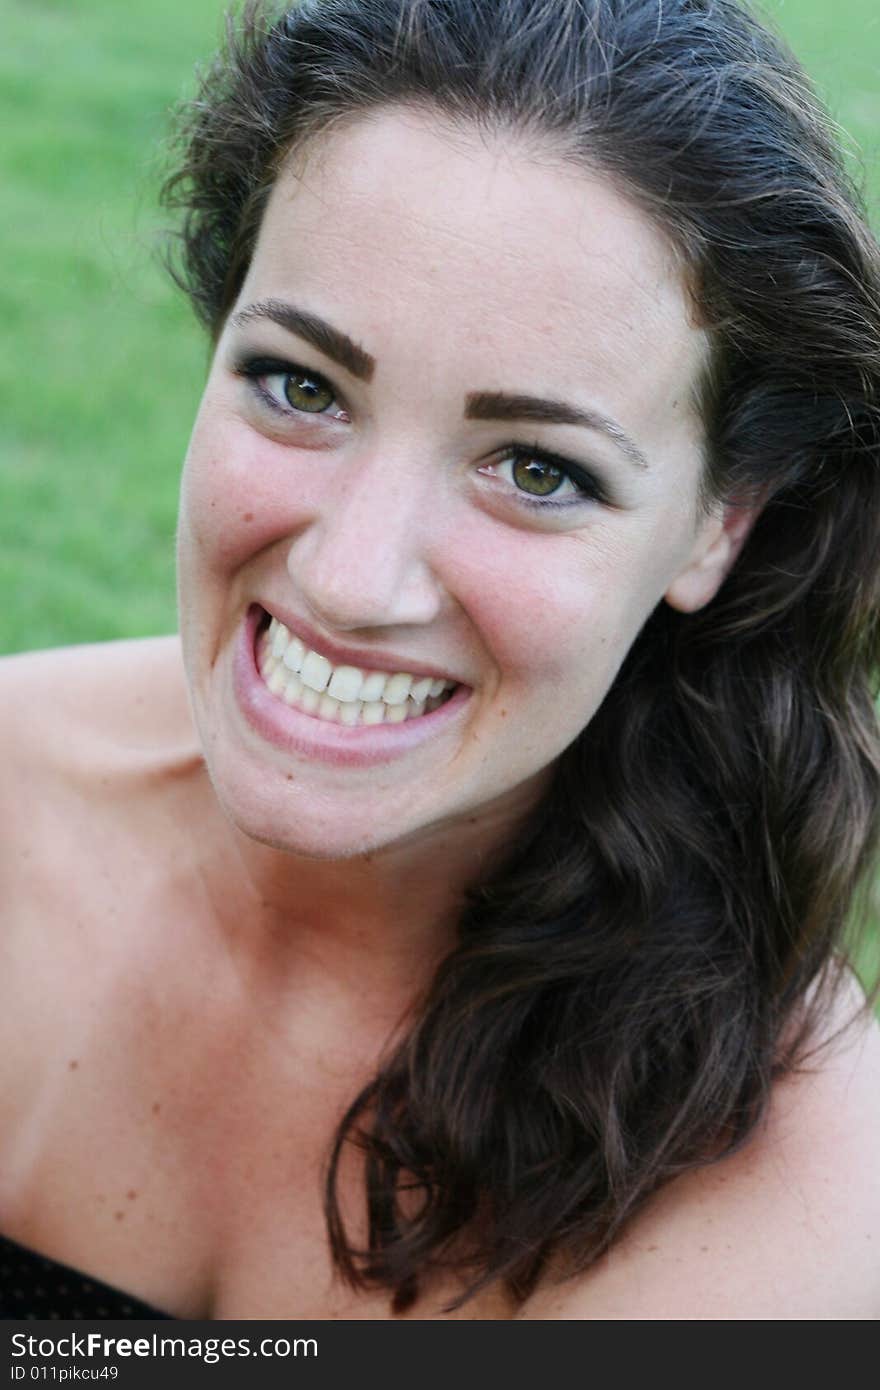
[263,617,454,712]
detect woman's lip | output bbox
[255,602,462,686]
[233,608,471,768]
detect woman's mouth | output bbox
[256,612,458,728]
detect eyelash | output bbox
[232,353,610,510]
[234,355,346,420]
[491,444,609,510]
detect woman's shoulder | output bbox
[0,640,203,1223]
[0,635,194,771]
[0,635,201,893]
[520,975,880,1320]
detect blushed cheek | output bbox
[479,549,660,741]
[178,428,288,577]
[498,547,615,653]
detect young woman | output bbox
[1,0,878,1319]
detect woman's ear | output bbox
[664,497,764,614]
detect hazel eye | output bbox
[283,372,335,413]
[511,455,570,497]
[499,450,583,501]
[477,445,607,511]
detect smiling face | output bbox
[177,106,744,860]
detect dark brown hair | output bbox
[162,0,880,1311]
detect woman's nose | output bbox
[285,454,446,632]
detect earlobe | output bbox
[664,500,762,614]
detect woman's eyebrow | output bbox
[464,391,650,470]
[229,298,376,381]
[229,298,648,469]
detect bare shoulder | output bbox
[0,638,204,1170]
[0,635,194,769]
[0,635,200,891]
[521,977,880,1319]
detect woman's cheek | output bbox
[474,530,623,673]
[179,422,304,573]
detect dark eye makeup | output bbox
[233,354,343,418]
[488,444,610,509]
[231,351,611,511]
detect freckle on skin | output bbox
[152,1101,161,1115]
[68,1060,79,1071]
[242,512,254,522]
[114,1211,125,1222]
[127,1190,138,1201]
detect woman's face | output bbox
[178,107,732,859]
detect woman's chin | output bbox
[204,754,424,862]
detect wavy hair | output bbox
[161,0,880,1310]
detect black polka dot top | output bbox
[0,1234,172,1319]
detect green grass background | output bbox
[1,0,879,983]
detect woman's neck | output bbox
[180,759,546,1035]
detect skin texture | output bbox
[0,109,876,1318]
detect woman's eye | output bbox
[234,355,346,420]
[267,369,336,414]
[507,453,578,499]
[483,448,602,506]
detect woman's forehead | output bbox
[239,107,708,433]
[263,108,686,304]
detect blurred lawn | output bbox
[1,0,879,983]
